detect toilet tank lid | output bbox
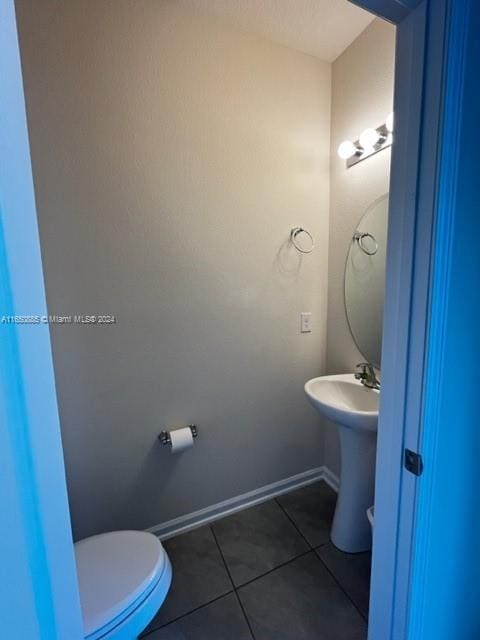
[75,530,167,638]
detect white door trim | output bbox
[0,2,83,638]
[349,0,422,22]
[350,0,450,638]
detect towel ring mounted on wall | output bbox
[290,227,315,254]
[353,230,378,256]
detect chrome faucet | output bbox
[354,363,381,390]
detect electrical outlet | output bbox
[301,312,312,333]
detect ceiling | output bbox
[178,0,375,62]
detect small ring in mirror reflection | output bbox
[354,231,378,256]
[290,227,315,254]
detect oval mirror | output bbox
[344,194,389,367]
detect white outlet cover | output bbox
[301,312,312,333]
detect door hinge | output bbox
[404,449,424,476]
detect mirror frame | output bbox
[343,193,389,367]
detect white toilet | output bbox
[75,531,172,640]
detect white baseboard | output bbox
[322,465,340,493]
[147,465,339,540]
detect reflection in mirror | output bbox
[344,194,389,367]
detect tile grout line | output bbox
[314,549,369,623]
[274,496,315,550]
[141,588,235,637]
[145,489,368,637]
[144,528,310,636]
[233,591,257,640]
[208,524,235,592]
[234,549,313,590]
[209,525,257,640]
[275,497,369,624]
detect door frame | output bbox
[350,0,423,22]
[354,0,458,639]
[0,0,461,637]
[0,2,83,638]
[370,0,449,636]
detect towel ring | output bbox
[354,231,378,256]
[290,227,315,254]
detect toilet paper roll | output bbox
[169,427,194,453]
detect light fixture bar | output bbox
[346,123,392,168]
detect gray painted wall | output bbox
[16,1,331,539]
[325,19,395,474]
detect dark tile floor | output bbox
[142,481,370,640]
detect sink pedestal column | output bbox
[331,425,377,553]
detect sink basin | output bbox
[304,373,380,553]
[304,374,379,432]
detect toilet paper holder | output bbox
[159,424,198,446]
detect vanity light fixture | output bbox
[359,127,385,150]
[337,140,360,160]
[338,113,394,168]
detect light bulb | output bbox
[386,112,394,133]
[359,128,381,150]
[337,140,357,160]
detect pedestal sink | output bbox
[304,374,379,553]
